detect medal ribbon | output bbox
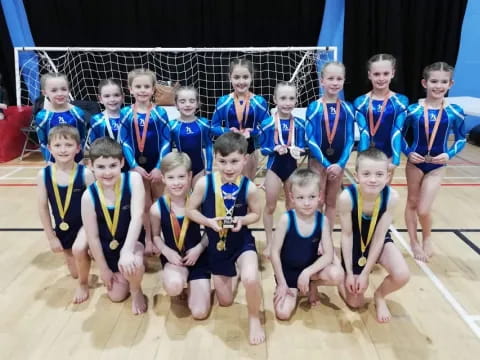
[133,104,152,153]
[322,98,341,147]
[357,186,381,257]
[165,195,190,252]
[51,164,77,222]
[368,92,391,138]
[214,172,241,238]
[103,111,115,139]
[273,112,295,147]
[233,92,251,130]
[423,102,444,154]
[96,176,122,239]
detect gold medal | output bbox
[51,164,77,233]
[216,239,226,251]
[358,256,367,267]
[59,221,69,231]
[109,239,120,250]
[424,153,433,163]
[97,176,122,251]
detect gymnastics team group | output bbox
[34,54,466,344]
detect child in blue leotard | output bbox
[403,62,466,262]
[354,54,409,178]
[211,58,269,180]
[88,79,124,144]
[306,62,355,226]
[260,82,305,258]
[118,69,171,255]
[169,86,213,187]
[35,73,87,163]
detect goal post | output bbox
[14,46,337,117]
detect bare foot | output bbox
[73,284,89,304]
[249,316,265,345]
[131,291,147,315]
[374,291,391,323]
[411,241,428,262]
[423,238,434,259]
[308,284,321,306]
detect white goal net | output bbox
[14,46,336,117]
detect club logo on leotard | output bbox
[329,106,336,115]
[58,116,66,124]
[282,123,289,131]
[377,103,383,112]
[430,113,437,122]
[138,118,145,127]
[185,126,193,134]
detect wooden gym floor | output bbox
[0,145,479,360]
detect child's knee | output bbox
[327,266,345,285]
[72,242,88,259]
[265,201,276,215]
[108,287,129,302]
[393,268,410,286]
[275,307,292,321]
[190,303,210,320]
[164,278,185,296]
[417,206,430,219]
[217,294,234,307]
[241,271,260,288]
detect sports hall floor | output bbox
[0,144,479,360]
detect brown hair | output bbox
[47,124,80,145]
[89,137,123,163]
[98,78,123,95]
[320,61,346,79]
[422,61,454,80]
[174,85,199,103]
[367,53,397,71]
[229,58,254,76]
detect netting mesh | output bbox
[17,47,336,117]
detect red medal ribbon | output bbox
[233,92,251,130]
[133,103,152,153]
[322,98,341,148]
[273,112,295,147]
[423,101,444,155]
[368,92,391,138]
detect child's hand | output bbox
[297,269,311,295]
[355,272,369,294]
[231,216,243,232]
[150,168,163,183]
[289,146,303,160]
[408,152,425,164]
[48,236,63,253]
[118,251,139,276]
[133,166,150,179]
[207,217,222,232]
[230,127,239,133]
[100,268,114,291]
[345,273,356,294]
[274,283,293,307]
[431,153,449,165]
[183,244,203,266]
[241,128,252,139]
[163,246,183,266]
[274,145,288,155]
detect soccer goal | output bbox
[14,46,336,117]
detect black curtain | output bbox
[343,0,467,102]
[0,0,325,103]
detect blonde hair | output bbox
[355,148,389,171]
[127,68,156,87]
[40,72,69,90]
[289,168,321,190]
[47,124,80,145]
[174,86,199,103]
[320,61,346,79]
[160,152,192,174]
